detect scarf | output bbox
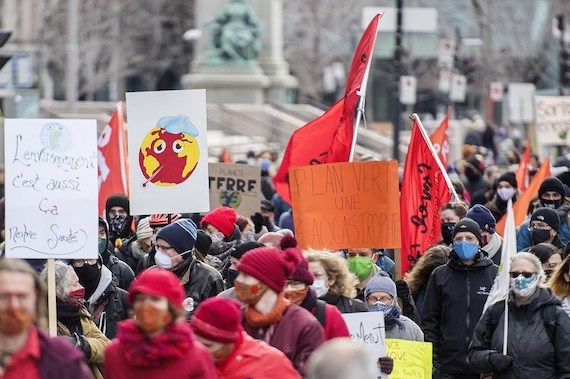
[482,233,502,260]
[117,320,194,369]
[56,298,81,331]
[383,305,404,330]
[245,294,290,328]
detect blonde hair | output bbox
[405,245,450,298]
[549,254,570,298]
[305,250,359,298]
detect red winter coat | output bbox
[104,320,217,379]
[217,331,301,379]
[311,303,350,340]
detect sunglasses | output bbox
[509,271,535,279]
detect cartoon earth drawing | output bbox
[219,190,242,209]
[139,115,200,187]
[40,122,72,152]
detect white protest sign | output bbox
[508,83,535,123]
[209,163,261,216]
[399,76,417,105]
[126,89,209,215]
[342,311,387,378]
[5,119,98,259]
[534,96,570,145]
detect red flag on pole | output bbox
[98,102,129,217]
[429,108,450,168]
[400,116,453,274]
[273,14,381,203]
[515,142,532,192]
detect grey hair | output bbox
[512,252,545,277]
[39,260,73,299]
[307,338,377,379]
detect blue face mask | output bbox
[453,241,479,261]
[368,301,393,313]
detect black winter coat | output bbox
[173,257,225,314]
[468,288,570,379]
[105,253,135,291]
[87,283,129,339]
[422,252,498,377]
[115,235,145,272]
[320,291,368,313]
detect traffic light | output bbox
[0,30,12,71]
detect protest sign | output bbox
[126,89,209,215]
[386,339,433,379]
[290,161,400,249]
[534,96,570,145]
[342,311,387,378]
[209,163,261,216]
[4,119,98,259]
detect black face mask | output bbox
[74,264,101,298]
[531,229,551,245]
[226,268,239,288]
[441,222,455,245]
[541,199,562,209]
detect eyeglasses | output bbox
[509,271,535,279]
[73,259,98,267]
[155,244,174,252]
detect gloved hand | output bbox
[489,352,513,372]
[378,356,394,374]
[250,213,264,233]
[395,280,410,300]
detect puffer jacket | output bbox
[468,288,570,379]
[422,251,498,377]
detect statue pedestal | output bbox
[182,65,270,104]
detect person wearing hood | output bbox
[105,194,134,248]
[104,269,217,379]
[422,218,498,379]
[115,216,153,272]
[468,253,570,378]
[154,218,225,314]
[135,213,182,274]
[72,255,129,339]
[40,260,110,379]
[191,297,301,379]
[283,238,350,340]
[235,243,325,375]
[201,206,241,275]
[98,217,135,291]
[517,177,570,251]
[485,172,519,221]
[466,204,503,265]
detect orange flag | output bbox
[515,142,531,192]
[430,108,450,167]
[496,157,551,236]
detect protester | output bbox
[260,157,276,201]
[235,243,325,375]
[305,250,368,313]
[104,269,217,378]
[72,257,129,339]
[440,202,469,245]
[529,243,564,280]
[548,253,570,316]
[0,259,92,378]
[201,206,241,274]
[272,192,291,222]
[136,213,182,274]
[115,216,153,272]
[260,199,281,232]
[41,261,109,379]
[471,165,501,206]
[524,207,564,250]
[346,247,387,299]
[283,238,349,340]
[235,215,255,242]
[462,155,487,197]
[97,217,135,290]
[468,253,570,378]
[105,193,134,248]
[191,297,301,379]
[218,241,264,300]
[422,218,498,379]
[404,244,450,320]
[307,338,378,379]
[485,172,518,220]
[466,204,503,265]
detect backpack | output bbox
[315,299,327,326]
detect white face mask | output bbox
[511,274,539,298]
[497,187,515,201]
[155,249,174,269]
[311,279,329,298]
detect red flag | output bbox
[98,102,129,217]
[400,117,452,274]
[515,142,532,192]
[429,108,450,167]
[273,14,381,203]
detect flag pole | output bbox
[412,113,461,203]
[503,296,509,355]
[349,15,382,162]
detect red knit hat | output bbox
[190,297,242,343]
[237,244,301,293]
[128,268,184,309]
[201,207,237,238]
[281,236,314,285]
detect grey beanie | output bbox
[364,272,396,300]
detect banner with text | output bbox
[209,163,261,216]
[5,119,98,259]
[386,339,432,379]
[342,311,387,378]
[290,161,401,249]
[535,96,570,145]
[126,89,209,215]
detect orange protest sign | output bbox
[290,161,401,249]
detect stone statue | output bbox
[205,0,261,65]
